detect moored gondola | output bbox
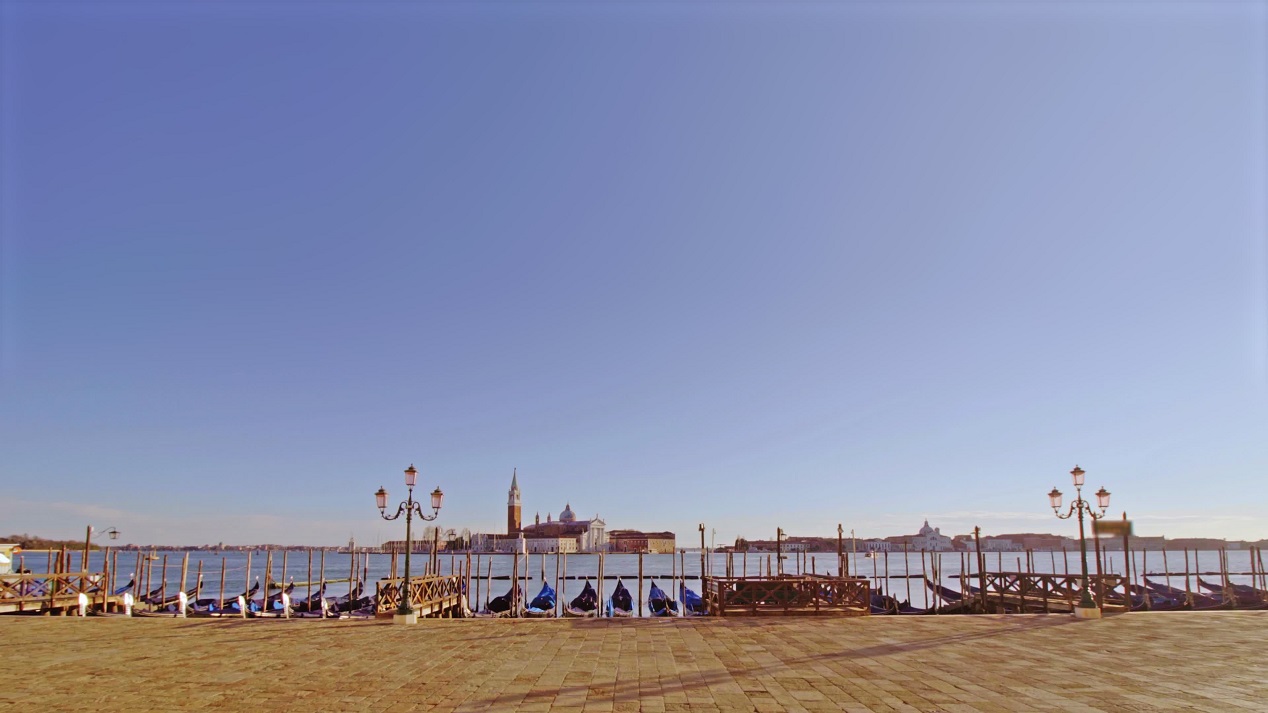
[647,581,678,617]
[564,580,598,617]
[481,584,520,618]
[1197,577,1267,609]
[1143,578,1225,610]
[606,579,633,617]
[679,582,707,616]
[524,582,556,618]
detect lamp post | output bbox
[698,524,706,582]
[775,528,784,576]
[376,464,443,624]
[1049,465,1111,619]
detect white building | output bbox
[909,520,955,551]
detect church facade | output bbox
[484,470,608,552]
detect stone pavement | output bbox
[2,612,1264,712]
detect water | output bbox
[16,548,1262,615]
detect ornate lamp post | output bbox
[775,527,784,576]
[1049,465,1111,619]
[698,524,706,581]
[376,464,443,624]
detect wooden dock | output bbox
[0,571,124,615]
[373,574,466,618]
[704,574,870,616]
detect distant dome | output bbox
[560,503,576,523]
[919,520,934,535]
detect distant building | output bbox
[519,504,607,551]
[381,539,447,554]
[886,521,955,551]
[478,472,608,552]
[608,530,676,554]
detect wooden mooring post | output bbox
[637,552,644,617]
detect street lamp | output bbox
[376,464,443,624]
[1049,465,1111,619]
[698,524,706,581]
[775,528,784,576]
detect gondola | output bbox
[647,581,678,617]
[606,578,634,617]
[256,581,297,617]
[524,582,556,618]
[480,584,520,618]
[154,579,203,611]
[1143,578,1225,610]
[1198,578,1267,609]
[193,580,261,614]
[329,581,371,614]
[111,577,136,597]
[564,580,598,617]
[290,585,328,614]
[679,582,707,616]
[923,577,964,603]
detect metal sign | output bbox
[1093,519,1133,537]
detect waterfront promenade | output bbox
[3,613,1263,712]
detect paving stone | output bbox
[1,612,1265,711]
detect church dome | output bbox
[560,503,576,523]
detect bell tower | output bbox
[507,468,522,534]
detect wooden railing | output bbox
[972,572,1127,613]
[374,575,465,617]
[0,571,107,614]
[705,575,870,616]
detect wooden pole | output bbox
[680,549,686,616]
[347,548,355,608]
[974,527,986,612]
[883,550,890,600]
[318,549,326,613]
[914,548,923,611]
[902,545,912,606]
[742,551,747,579]
[597,553,604,618]
[218,558,227,609]
[638,551,644,617]
[307,549,313,609]
[671,550,677,613]
[1183,548,1192,602]
[193,558,203,602]
[264,549,274,609]
[245,550,253,604]
[160,554,169,612]
[178,552,190,614]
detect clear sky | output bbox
[2,1,1265,547]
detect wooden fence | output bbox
[0,571,109,614]
[374,574,465,618]
[705,575,870,616]
[972,571,1127,613]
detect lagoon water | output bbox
[18,548,1261,616]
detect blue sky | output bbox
[2,1,1265,546]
